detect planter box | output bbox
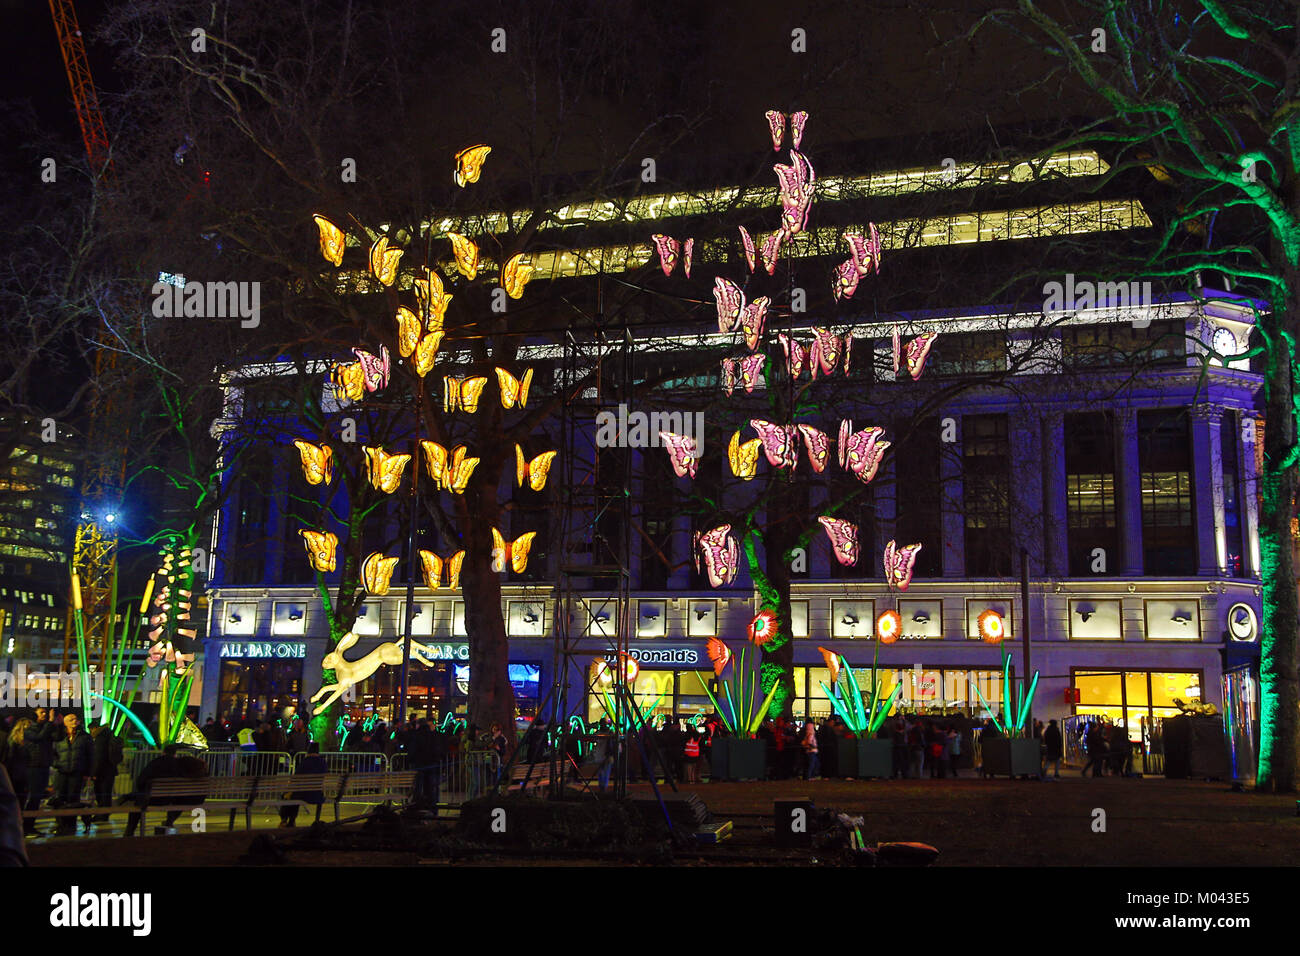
[855,737,893,778]
[980,737,1041,778]
[835,737,859,778]
[710,737,767,781]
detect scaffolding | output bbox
[548,309,635,798]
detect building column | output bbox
[1242,415,1262,578]
[940,417,964,578]
[1191,404,1227,576]
[1114,408,1143,576]
[1042,412,1069,577]
[1009,409,1045,576]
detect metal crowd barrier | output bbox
[114,749,294,796]
[294,750,389,774]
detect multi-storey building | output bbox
[198,150,1264,761]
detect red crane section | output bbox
[48,0,112,175]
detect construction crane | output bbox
[49,0,123,674]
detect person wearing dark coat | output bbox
[280,743,329,826]
[1041,719,1063,778]
[4,719,32,836]
[51,713,94,834]
[0,765,27,866]
[122,746,208,837]
[407,719,447,811]
[21,709,56,833]
[87,726,125,824]
[1108,723,1131,777]
[1081,723,1109,777]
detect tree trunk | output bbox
[461,481,517,745]
[1257,261,1300,793]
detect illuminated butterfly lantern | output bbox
[833,225,883,301]
[709,272,769,346]
[516,445,557,491]
[797,424,830,473]
[818,515,860,567]
[420,549,465,589]
[495,367,533,409]
[368,235,403,287]
[978,609,1006,644]
[500,253,534,299]
[492,528,537,574]
[651,234,694,278]
[750,419,798,471]
[838,421,890,484]
[362,552,400,595]
[395,307,422,359]
[738,226,757,272]
[312,214,346,266]
[293,440,333,485]
[893,329,939,381]
[774,150,816,240]
[420,441,479,494]
[413,331,444,378]
[444,375,489,414]
[749,608,779,647]
[810,328,852,379]
[447,232,479,280]
[694,524,739,588]
[454,144,491,187]
[363,446,410,494]
[728,430,762,480]
[720,353,765,397]
[300,530,338,573]
[883,540,923,591]
[660,431,700,479]
[778,333,809,380]
[352,346,390,392]
[144,542,199,676]
[413,267,452,328]
[765,108,808,151]
[706,637,732,676]
[331,361,365,402]
[761,231,784,276]
[876,610,902,645]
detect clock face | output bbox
[1228,603,1257,642]
[1212,327,1237,360]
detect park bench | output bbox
[331,770,416,820]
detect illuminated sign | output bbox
[605,647,699,666]
[412,643,470,662]
[219,642,306,659]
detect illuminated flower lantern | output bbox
[978,609,1005,644]
[876,609,902,644]
[748,608,778,646]
[594,653,639,685]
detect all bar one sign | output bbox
[219,642,307,659]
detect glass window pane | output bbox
[1075,671,1122,707]
[1124,672,1149,706]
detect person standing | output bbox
[946,725,962,777]
[4,719,31,836]
[1081,722,1108,777]
[1108,722,1130,777]
[51,712,93,835]
[801,719,820,780]
[683,727,702,784]
[22,709,56,834]
[890,717,908,779]
[1042,719,1063,778]
[88,725,124,825]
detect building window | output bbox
[217,659,303,723]
[963,414,1012,576]
[639,451,675,590]
[1065,412,1117,575]
[1138,410,1195,575]
[226,446,271,584]
[586,667,713,724]
[1072,668,1202,751]
[1063,319,1185,369]
[895,418,942,579]
[934,332,1006,376]
[1221,410,1244,577]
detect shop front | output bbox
[215,640,306,722]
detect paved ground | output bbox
[23,772,1300,867]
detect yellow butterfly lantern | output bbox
[420,441,480,493]
[444,375,489,413]
[501,253,534,299]
[420,549,466,589]
[293,440,334,486]
[515,446,557,491]
[491,528,537,574]
[362,552,401,595]
[447,233,479,280]
[313,215,346,267]
[300,530,338,573]
[495,367,533,409]
[331,362,365,402]
[413,332,444,378]
[728,430,762,480]
[454,144,491,187]
[369,236,403,287]
[363,446,410,494]
[413,268,452,330]
[395,307,422,358]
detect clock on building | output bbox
[1211,326,1237,363]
